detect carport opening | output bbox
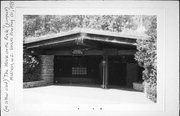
[54,55,143,89]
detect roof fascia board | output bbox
[24,28,146,44]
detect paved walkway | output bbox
[23,85,153,104]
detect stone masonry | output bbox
[40,55,54,84]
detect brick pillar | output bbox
[40,55,54,84]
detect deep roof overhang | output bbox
[24,28,147,51]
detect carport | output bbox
[24,28,144,88]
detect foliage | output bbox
[135,16,157,102]
[23,15,138,38]
[23,50,41,82]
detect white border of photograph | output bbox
[1,1,179,116]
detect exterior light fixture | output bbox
[31,50,34,54]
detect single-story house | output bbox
[23,28,145,89]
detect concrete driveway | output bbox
[23,85,153,104]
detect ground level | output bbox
[23,85,153,104]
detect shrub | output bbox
[135,16,157,102]
[23,51,41,82]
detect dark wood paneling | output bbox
[29,49,136,56]
[118,50,136,55]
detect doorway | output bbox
[108,56,127,87]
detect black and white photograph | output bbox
[1,1,179,116]
[23,15,157,104]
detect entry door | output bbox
[126,63,138,87]
[108,57,127,86]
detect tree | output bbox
[23,15,138,38]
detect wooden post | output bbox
[102,56,108,89]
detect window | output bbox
[72,67,87,75]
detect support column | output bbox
[102,56,108,89]
[40,55,54,84]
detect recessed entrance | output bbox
[54,56,102,84]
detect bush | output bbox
[135,38,157,102]
[135,16,157,102]
[23,51,41,82]
[144,81,157,102]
